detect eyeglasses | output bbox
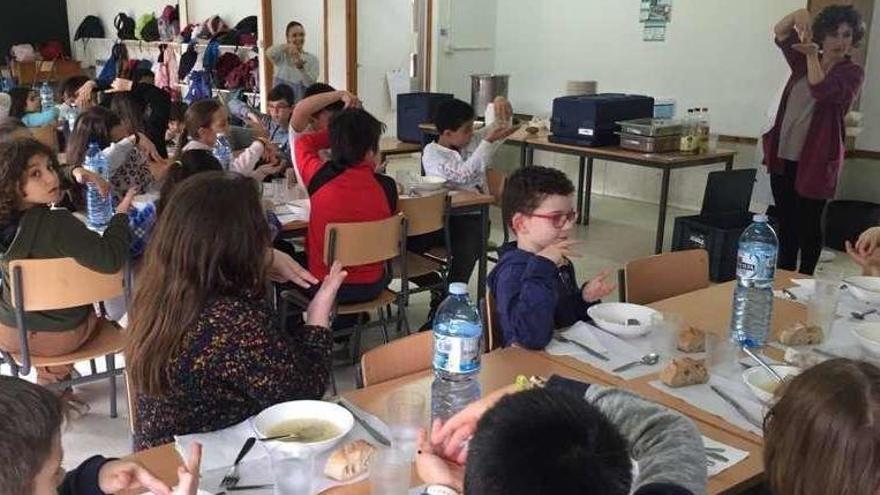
[268,103,291,111]
[528,210,576,228]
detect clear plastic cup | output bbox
[706,333,740,378]
[809,267,843,339]
[387,391,425,459]
[272,177,286,203]
[649,312,683,362]
[370,448,411,495]
[268,445,313,495]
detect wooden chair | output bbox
[327,214,409,364]
[124,371,137,434]
[395,192,450,297]
[620,249,710,305]
[31,125,60,153]
[3,258,130,417]
[481,291,503,353]
[358,331,432,388]
[486,168,510,263]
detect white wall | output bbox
[271,0,325,81]
[186,0,259,28]
[857,3,880,152]
[433,0,497,101]
[493,0,804,138]
[326,0,348,90]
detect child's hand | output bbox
[485,123,521,143]
[266,248,319,287]
[583,269,616,303]
[307,261,348,328]
[537,239,582,266]
[97,460,171,495]
[174,442,202,495]
[247,113,269,139]
[846,240,880,276]
[107,77,134,93]
[255,161,284,181]
[135,133,162,163]
[72,167,111,197]
[854,226,880,256]
[75,80,97,109]
[416,427,465,492]
[115,188,138,214]
[340,91,361,109]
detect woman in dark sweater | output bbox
[0,138,133,386]
[126,171,346,450]
[763,6,865,275]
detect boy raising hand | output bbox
[487,166,615,349]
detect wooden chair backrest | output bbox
[623,249,710,305]
[398,192,446,237]
[360,331,433,387]
[483,291,503,352]
[324,214,405,266]
[10,258,124,311]
[31,125,59,152]
[486,168,507,208]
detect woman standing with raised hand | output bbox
[763,6,865,275]
[266,21,320,101]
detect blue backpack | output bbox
[97,42,128,86]
[202,38,221,73]
[185,70,213,103]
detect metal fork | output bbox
[220,437,257,489]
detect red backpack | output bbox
[40,41,66,61]
[225,57,258,91]
[214,53,242,89]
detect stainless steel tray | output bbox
[617,118,682,137]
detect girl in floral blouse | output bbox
[126,171,346,450]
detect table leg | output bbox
[525,146,535,168]
[575,157,585,224]
[724,156,734,171]
[582,157,594,226]
[519,143,527,168]
[655,167,671,254]
[477,204,489,304]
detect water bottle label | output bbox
[434,334,480,374]
[736,250,776,280]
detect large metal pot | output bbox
[470,74,509,117]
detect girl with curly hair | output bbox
[0,138,135,386]
[764,6,865,275]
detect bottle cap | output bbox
[448,283,469,295]
[753,214,768,222]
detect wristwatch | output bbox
[423,485,460,495]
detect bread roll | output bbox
[676,326,706,353]
[660,357,709,388]
[778,322,824,346]
[324,440,376,482]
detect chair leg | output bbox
[379,308,390,344]
[90,359,97,375]
[328,361,338,396]
[351,314,364,365]
[106,354,118,418]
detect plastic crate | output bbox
[673,213,754,282]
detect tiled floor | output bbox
[4,186,863,470]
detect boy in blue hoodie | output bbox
[487,166,615,349]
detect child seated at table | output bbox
[488,166,615,349]
[0,375,201,495]
[0,138,133,389]
[178,99,282,181]
[293,98,395,303]
[763,358,880,495]
[7,87,59,128]
[288,83,351,191]
[416,376,707,495]
[165,101,188,152]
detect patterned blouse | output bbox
[133,296,332,450]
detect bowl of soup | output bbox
[254,400,354,453]
[742,365,800,404]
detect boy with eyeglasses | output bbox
[227,84,295,167]
[487,166,615,349]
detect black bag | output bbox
[115,13,137,40]
[74,15,105,40]
[178,42,198,79]
[141,18,161,42]
[234,16,258,36]
[549,93,654,147]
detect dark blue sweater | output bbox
[59,456,112,495]
[487,242,598,350]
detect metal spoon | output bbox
[612,352,660,373]
[741,346,784,383]
[851,308,877,320]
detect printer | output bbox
[549,93,654,147]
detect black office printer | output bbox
[549,93,654,147]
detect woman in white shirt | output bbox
[266,22,320,102]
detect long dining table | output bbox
[124,346,764,494]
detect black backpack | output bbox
[74,15,105,40]
[141,18,161,42]
[115,13,137,40]
[234,16,258,36]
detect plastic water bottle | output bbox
[84,142,113,231]
[730,214,778,347]
[213,133,232,170]
[0,76,13,93]
[65,104,79,133]
[431,283,483,421]
[39,81,55,112]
